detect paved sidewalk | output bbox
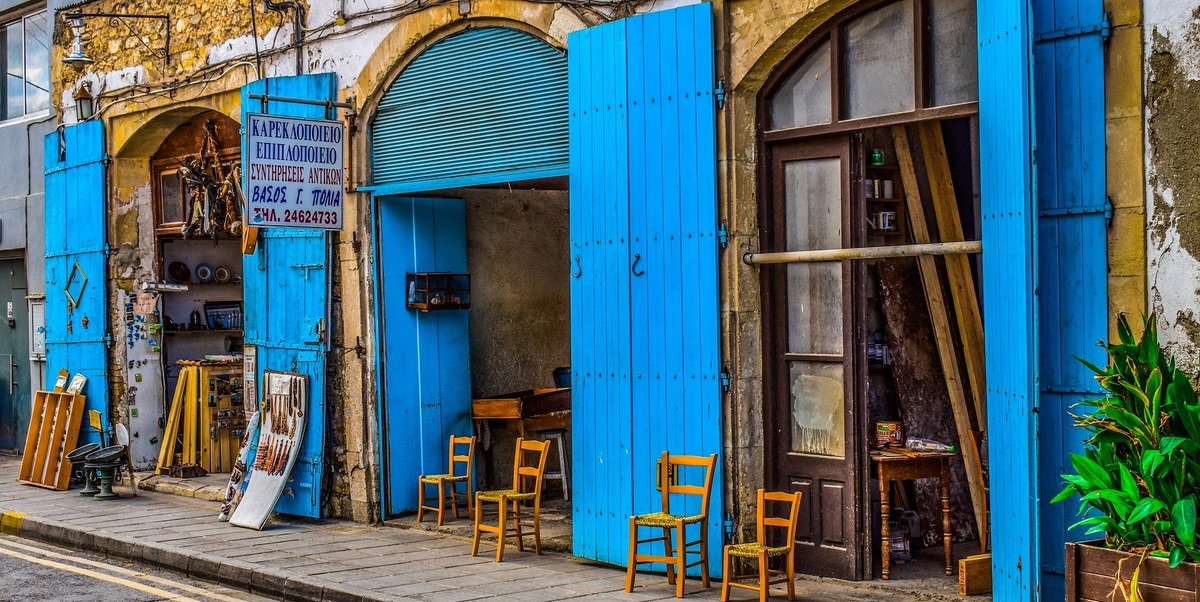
[0,457,974,601]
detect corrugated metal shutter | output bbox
[371,27,568,192]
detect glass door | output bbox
[764,137,864,579]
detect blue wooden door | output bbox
[570,3,723,573]
[241,74,336,518]
[44,121,109,447]
[1032,1,1109,599]
[978,0,1039,598]
[374,196,471,516]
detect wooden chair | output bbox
[720,489,803,602]
[470,437,551,562]
[417,435,475,526]
[625,451,718,598]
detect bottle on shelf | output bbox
[906,437,955,452]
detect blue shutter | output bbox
[978,0,1039,598]
[374,196,470,516]
[570,3,723,574]
[241,74,336,518]
[569,14,632,566]
[44,121,108,446]
[1032,1,1109,599]
[370,27,568,194]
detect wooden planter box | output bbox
[1067,540,1200,601]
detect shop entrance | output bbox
[757,0,985,582]
[368,25,570,517]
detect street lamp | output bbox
[73,82,94,121]
[63,17,93,72]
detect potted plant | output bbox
[1053,314,1200,601]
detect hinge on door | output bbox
[1037,197,1114,224]
[715,80,726,109]
[720,371,731,393]
[315,317,325,344]
[103,333,113,348]
[1034,12,1111,43]
[717,223,728,249]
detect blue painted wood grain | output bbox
[1032,0,1109,596]
[240,74,337,518]
[569,3,722,575]
[978,0,1040,598]
[43,121,109,446]
[374,196,470,516]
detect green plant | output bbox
[1052,313,1200,568]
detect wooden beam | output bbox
[919,121,988,433]
[743,240,981,265]
[893,125,989,547]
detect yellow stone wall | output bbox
[1105,0,1146,336]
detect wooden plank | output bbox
[52,394,86,490]
[959,553,992,595]
[28,392,58,484]
[157,368,188,472]
[40,393,72,486]
[18,392,48,481]
[879,259,979,545]
[183,367,198,466]
[893,125,989,548]
[918,122,987,432]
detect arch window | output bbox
[767,0,977,135]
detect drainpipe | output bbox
[264,0,305,74]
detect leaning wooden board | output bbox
[18,390,86,490]
[230,371,308,530]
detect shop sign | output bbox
[245,113,345,230]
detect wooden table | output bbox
[472,388,570,486]
[871,449,954,579]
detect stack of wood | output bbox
[878,123,989,552]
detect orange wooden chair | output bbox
[625,451,718,598]
[416,435,475,526]
[720,489,803,602]
[470,437,551,562]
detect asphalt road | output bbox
[0,534,274,602]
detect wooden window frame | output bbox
[152,150,240,238]
[761,0,979,144]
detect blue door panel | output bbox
[1032,0,1108,596]
[375,196,470,516]
[978,0,1039,598]
[570,3,722,575]
[241,74,336,518]
[44,121,108,446]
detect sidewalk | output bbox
[0,456,975,601]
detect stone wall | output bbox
[1146,0,1200,372]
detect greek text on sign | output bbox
[245,113,344,230]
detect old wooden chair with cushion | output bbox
[417,435,475,526]
[470,437,551,562]
[720,489,803,602]
[625,451,719,598]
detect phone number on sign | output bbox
[254,207,340,226]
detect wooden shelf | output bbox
[407,272,471,311]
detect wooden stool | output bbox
[537,428,570,501]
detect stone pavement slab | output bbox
[0,456,975,601]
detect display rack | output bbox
[406,272,471,311]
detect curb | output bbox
[5,512,400,602]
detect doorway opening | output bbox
[757,0,989,592]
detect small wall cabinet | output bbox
[406,272,471,311]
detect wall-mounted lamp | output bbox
[63,17,93,72]
[61,12,171,72]
[73,82,94,120]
